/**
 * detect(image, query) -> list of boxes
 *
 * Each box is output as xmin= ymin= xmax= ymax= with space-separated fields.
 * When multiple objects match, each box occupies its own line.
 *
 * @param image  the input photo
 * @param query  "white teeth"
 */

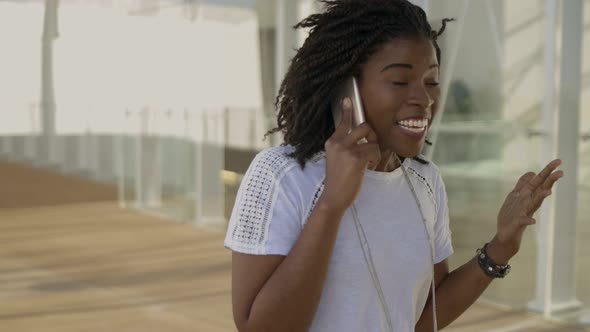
xmin=403 ymin=127 xmax=425 ymax=133
xmin=397 ymin=118 xmax=428 ymax=128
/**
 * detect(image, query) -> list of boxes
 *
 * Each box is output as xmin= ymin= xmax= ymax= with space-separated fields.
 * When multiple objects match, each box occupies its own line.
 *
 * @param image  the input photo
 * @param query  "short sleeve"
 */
xmin=224 ymin=148 xmax=303 ymax=256
xmin=433 ymin=171 xmax=454 ymax=263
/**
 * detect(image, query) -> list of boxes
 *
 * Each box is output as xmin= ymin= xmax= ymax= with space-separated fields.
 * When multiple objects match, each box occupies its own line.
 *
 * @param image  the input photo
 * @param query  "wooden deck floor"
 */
xmin=1 ymin=202 xmax=588 ymax=332
xmin=0 ymin=202 xmax=232 ymax=332
xmin=0 ymin=160 xmax=117 ymax=208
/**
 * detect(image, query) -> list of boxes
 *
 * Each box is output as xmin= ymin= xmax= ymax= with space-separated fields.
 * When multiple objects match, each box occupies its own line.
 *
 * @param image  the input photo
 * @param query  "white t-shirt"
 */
xmin=224 ymin=145 xmax=453 ymax=332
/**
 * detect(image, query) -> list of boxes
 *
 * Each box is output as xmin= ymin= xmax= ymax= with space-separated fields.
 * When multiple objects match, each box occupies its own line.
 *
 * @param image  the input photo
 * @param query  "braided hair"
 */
xmin=265 ymin=0 xmax=453 ymax=168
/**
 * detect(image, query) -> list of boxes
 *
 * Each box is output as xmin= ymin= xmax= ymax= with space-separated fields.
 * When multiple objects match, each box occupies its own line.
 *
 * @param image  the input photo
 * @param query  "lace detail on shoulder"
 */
xmin=306 ymin=180 xmax=325 ymax=220
xmin=407 ymin=166 xmax=436 ymax=210
xmin=230 ymin=147 xmax=297 ymax=252
xmin=310 ymin=150 xmax=326 ymax=162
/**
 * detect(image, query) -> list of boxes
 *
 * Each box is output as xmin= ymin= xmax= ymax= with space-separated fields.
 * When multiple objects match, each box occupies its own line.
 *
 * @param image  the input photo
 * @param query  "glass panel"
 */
xmin=96 ymin=1 xmax=263 ymax=227
xmin=140 ymin=108 xmax=196 ymax=223
xmin=430 ymin=0 xmax=547 ymax=309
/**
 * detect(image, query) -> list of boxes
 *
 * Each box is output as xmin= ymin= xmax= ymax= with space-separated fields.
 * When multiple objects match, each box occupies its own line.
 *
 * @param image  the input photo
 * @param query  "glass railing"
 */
xmin=115 ymin=107 xmax=271 ymax=228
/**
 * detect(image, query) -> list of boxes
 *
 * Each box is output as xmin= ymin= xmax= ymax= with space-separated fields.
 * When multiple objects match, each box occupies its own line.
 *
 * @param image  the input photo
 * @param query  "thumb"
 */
xmin=336 ymin=97 xmax=353 ymax=135
xmin=519 ymin=216 xmax=536 ymax=226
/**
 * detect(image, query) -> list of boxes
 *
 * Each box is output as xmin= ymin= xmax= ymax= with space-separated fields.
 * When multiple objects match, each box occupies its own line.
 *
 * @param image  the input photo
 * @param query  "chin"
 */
xmin=384 ymin=130 xmax=427 ymax=159
xmin=391 ymin=143 xmax=424 ymax=159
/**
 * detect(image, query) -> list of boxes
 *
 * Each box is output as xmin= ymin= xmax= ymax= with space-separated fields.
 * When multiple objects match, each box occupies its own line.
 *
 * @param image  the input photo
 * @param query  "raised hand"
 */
xmin=319 ymin=98 xmax=381 ymax=213
xmin=495 ymin=159 xmax=564 ymax=256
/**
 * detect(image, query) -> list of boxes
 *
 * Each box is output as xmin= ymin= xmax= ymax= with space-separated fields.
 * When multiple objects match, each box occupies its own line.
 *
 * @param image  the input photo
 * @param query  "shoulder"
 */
xmin=246 ymin=145 xmax=325 ymax=187
xmin=247 ymin=145 xmax=299 ymax=182
xmin=226 ymin=146 xmax=316 ymax=255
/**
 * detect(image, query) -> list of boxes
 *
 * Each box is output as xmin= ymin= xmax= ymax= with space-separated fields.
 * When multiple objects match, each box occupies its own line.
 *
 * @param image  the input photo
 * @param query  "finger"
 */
xmin=344 ymin=122 xmax=377 ymax=146
xmin=513 ymin=172 xmax=535 ymax=193
xmin=540 ymin=170 xmax=564 ymax=191
xmin=528 ymin=159 xmax=562 ymax=190
xmin=355 ymin=142 xmax=381 ymax=168
xmin=365 ymin=125 xmax=379 ymax=143
xmin=334 ymin=98 xmax=353 ymax=137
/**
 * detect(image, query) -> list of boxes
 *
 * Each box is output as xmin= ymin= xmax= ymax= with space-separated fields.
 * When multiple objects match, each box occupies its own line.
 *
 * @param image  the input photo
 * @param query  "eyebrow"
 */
xmin=380 ymin=63 xmax=439 ymax=72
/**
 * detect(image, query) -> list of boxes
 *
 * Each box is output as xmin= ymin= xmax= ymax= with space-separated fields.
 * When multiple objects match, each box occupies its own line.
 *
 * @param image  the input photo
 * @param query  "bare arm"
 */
xmin=417 ymin=160 xmax=563 ymax=331
xmin=233 ymin=199 xmax=345 ymax=332
xmin=415 ymin=236 xmax=511 ymax=331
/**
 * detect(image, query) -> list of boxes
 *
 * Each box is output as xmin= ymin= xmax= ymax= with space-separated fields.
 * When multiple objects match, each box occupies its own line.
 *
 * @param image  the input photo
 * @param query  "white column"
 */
xmin=275 ymin=0 xmax=299 ymax=94
xmin=296 ymin=0 xmax=320 ymax=46
xmin=195 ymin=109 xmax=225 ymax=228
xmin=528 ymin=0 xmax=559 ymax=317
xmin=530 ymin=0 xmax=584 ymax=315
xmin=24 ymin=103 xmax=38 ymax=163
xmin=38 ymin=0 xmax=59 ymax=166
xmin=271 ymin=0 xmax=299 ymax=147
xmin=549 ymin=0 xmax=584 ymax=312
xmin=135 ymin=108 xmax=162 ymax=208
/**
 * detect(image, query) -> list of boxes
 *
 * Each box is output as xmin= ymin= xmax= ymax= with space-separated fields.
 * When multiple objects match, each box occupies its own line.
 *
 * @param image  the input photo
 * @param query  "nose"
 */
xmin=408 ymin=83 xmax=434 ymax=109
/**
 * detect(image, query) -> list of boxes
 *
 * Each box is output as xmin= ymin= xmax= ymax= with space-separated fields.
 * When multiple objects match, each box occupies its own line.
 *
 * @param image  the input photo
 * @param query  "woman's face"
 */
xmin=358 ymin=37 xmax=441 ymax=158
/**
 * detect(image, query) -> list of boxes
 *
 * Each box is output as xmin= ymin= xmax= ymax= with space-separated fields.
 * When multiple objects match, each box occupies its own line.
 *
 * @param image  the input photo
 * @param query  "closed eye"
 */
xmin=392 ymin=81 xmax=408 ymax=86
xmin=426 ymin=82 xmax=440 ymax=86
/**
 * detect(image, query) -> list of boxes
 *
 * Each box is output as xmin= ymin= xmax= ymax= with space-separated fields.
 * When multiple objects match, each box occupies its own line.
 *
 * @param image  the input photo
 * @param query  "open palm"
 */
xmin=496 ymin=159 xmax=563 ymax=252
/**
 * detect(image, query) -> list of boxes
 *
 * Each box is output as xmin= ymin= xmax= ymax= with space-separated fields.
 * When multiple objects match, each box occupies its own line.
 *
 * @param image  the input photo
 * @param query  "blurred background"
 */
xmin=0 ymin=0 xmax=588 ymax=331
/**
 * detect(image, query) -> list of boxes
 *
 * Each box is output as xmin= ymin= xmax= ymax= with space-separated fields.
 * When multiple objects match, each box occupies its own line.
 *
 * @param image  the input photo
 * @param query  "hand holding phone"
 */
xmin=331 ymin=76 xmax=368 ymax=144
xmin=319 ymin=77 xmax=381 ymax=212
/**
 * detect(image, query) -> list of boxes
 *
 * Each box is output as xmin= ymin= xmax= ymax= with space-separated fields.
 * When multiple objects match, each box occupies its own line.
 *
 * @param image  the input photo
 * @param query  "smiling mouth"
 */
xmin=395 ymin=118 xmax=429 ymax=133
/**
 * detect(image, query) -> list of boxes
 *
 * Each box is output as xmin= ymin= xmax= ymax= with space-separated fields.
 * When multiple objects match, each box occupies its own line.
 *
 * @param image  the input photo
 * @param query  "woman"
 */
xmin=224 ymin=1 xmax=563 ymax=331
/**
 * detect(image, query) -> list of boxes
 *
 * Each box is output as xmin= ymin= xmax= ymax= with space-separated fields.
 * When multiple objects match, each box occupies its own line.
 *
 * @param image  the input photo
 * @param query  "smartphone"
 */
xmin=331 ymin=76 xmax=368 ymax=144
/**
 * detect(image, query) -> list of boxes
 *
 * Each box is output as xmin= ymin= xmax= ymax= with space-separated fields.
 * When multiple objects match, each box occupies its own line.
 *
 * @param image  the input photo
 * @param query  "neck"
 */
xmin=373 ymin=150 xmax=402 ymax=172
